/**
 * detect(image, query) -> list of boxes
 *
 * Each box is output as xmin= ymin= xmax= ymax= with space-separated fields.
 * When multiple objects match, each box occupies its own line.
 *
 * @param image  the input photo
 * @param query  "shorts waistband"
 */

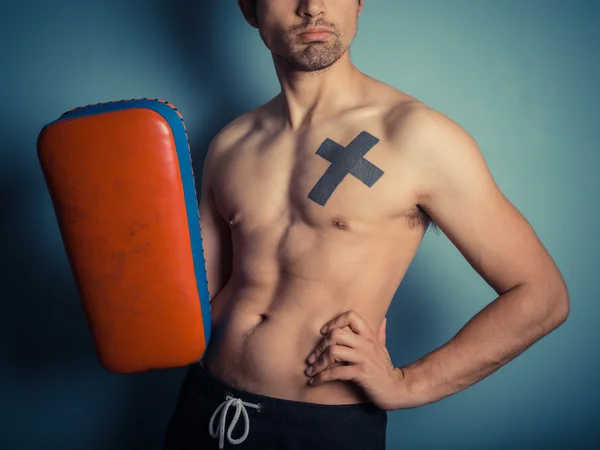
xmin=188 ymin=361 xmax=386 ymax=427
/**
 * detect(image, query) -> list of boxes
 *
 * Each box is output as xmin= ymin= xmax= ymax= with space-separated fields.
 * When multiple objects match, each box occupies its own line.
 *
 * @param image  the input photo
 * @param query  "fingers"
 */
xmin=305 ymin=341 xmax=360 ymax=377
xmin=307 ymin=311 xmax=384 ymax=386
xmin=306 ymin=327 xmax=360 ymax=365
xmin=320 ymin=310 xmax=371 ymax=336
xmin=305 ymin=328 xmax=362 ymax=379
xmin=309 ymin=364 xmax=357 ymax=386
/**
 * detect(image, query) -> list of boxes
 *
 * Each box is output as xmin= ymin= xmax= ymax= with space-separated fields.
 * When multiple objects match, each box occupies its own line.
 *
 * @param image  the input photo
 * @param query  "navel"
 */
xmin=244 ymin=313 xmax=269 ymax=337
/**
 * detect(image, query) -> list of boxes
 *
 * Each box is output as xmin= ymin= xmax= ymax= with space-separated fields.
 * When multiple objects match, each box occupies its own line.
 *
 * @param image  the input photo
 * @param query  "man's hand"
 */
xmin=304 ymin=310 xmax=403 ymax=411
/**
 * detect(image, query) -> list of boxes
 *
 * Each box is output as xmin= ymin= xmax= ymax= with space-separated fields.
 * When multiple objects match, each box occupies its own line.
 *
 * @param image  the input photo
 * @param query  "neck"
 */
xmin=272 ymin=51 xmax=365 ymax=130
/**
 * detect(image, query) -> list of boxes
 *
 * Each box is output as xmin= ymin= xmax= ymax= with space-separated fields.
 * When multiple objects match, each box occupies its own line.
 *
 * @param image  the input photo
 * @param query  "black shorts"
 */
xmin=163 ymin=362 xmax=387 ymax=449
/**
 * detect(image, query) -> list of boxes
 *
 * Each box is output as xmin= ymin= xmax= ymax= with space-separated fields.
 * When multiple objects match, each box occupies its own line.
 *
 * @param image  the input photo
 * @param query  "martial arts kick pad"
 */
xmin=37 ymin=99 xmax=211 ymax=374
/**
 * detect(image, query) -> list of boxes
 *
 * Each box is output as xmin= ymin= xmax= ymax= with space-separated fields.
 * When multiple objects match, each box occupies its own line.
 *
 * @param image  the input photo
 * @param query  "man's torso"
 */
xmin=202 ymin=78 xmax=433 ymax=405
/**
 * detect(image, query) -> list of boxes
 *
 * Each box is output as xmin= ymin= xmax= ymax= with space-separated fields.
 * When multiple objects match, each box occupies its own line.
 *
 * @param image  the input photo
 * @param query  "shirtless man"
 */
xmin=163 ymin=1 xmax=570 ymax=448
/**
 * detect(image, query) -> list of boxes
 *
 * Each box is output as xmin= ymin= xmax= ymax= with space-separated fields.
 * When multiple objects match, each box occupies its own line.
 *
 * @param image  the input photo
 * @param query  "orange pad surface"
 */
xmin=37 ymin=99 xmax=211 ymax=374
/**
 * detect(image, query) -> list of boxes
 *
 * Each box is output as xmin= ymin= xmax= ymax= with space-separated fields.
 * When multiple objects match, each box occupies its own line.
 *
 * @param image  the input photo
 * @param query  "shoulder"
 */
xmin=378 ymin=85 xmax=467 ymax=143
xmin=204 ymin=99 xmax=273 ymax=164
xmin=201 ymin=98 xmax=277 ymax=186
xmin=384 ymin=95 xmax=485 ymax=174
xmin=208 ymin=111 xmax=257 ymax=155
xmin=374 ymin=86 xmax=490 ymax=203
xmin=361 ymin=74 xmax=474 ymax=152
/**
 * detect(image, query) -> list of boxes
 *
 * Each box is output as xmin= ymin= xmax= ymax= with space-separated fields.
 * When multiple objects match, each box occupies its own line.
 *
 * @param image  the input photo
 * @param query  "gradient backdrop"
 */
xmin=1 ymin=0 xmax=598 ymax=448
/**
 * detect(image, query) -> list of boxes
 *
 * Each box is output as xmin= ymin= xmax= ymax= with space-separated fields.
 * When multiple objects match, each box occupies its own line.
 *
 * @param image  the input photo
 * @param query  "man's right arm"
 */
xmin=198 ymin=138 xmax=233 ymax=303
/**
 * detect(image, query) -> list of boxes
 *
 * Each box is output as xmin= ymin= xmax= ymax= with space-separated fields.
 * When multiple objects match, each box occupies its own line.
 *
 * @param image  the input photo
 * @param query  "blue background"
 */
xmin=1 ymin=0 xmax=598 ymax=448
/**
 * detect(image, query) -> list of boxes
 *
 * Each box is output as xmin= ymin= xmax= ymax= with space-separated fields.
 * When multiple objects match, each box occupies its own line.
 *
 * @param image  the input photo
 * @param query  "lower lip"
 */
xmin=299 ymin=32 xmax=332 ymax=41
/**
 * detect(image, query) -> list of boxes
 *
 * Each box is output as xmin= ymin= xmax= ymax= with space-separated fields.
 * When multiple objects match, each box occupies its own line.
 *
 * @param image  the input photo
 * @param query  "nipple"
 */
xmin=332 ymin=215 xmax=350 ymax=230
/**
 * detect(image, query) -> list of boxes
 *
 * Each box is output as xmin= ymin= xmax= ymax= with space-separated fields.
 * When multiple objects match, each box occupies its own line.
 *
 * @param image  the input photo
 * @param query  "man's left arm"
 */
xmin=398 ymin=106 xmax=570 ymax=407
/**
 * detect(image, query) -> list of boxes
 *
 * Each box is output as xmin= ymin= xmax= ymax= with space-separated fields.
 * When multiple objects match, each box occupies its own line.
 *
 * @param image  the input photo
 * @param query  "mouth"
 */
xmin=298 ymin=27 xmax=334 ymax=42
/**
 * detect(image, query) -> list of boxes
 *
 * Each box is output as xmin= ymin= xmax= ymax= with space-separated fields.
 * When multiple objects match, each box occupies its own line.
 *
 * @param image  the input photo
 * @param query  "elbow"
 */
xmin=526 ymin=277 xmax=570 ymax=332
xmin=549 ymin=280 xmax=570 ymax=328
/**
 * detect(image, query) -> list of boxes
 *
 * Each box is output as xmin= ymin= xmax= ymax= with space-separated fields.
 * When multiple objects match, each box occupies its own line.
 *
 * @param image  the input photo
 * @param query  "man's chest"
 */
xmin=212 ymin=126 xmax=420 ymax=232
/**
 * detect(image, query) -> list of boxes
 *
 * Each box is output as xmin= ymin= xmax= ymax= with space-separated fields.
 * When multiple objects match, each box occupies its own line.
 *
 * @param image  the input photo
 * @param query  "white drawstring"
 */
xmin=208 ymin=393 xmax=262 ymax=448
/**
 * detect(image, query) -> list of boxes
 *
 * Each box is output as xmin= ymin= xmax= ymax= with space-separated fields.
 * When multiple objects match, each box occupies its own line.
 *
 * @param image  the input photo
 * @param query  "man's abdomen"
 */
xmin=201 ymin=279 xmax=379 ymax=405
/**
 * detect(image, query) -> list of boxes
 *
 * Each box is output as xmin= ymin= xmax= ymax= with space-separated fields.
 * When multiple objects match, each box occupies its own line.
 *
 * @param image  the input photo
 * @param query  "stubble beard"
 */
xmin=282 ymin=38 xmax=348 ymax=72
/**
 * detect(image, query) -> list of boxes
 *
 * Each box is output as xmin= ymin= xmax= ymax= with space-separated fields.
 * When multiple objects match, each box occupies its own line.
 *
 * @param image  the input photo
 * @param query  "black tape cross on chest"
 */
xmin=308 ymin=131 xmax=385 ymax=206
